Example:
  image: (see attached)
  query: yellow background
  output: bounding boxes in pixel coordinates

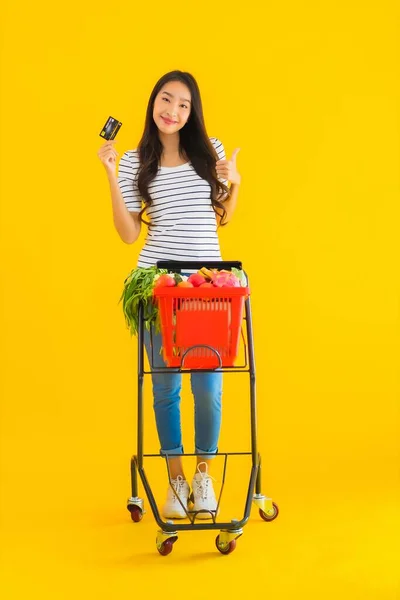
[1,0,399,598]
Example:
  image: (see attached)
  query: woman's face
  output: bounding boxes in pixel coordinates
[153,81,192,134]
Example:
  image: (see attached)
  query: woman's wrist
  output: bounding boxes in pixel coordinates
[106,168,117,181]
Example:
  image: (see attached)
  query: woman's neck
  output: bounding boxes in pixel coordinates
[159,131,180,154]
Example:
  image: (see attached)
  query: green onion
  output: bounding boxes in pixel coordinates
[118,266,167,336]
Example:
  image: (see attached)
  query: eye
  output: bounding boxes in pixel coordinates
[181,104,188,109]
[162,97,169,102]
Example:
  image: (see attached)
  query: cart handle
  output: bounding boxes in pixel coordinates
[179,345,223,370]
[156,260,242,272]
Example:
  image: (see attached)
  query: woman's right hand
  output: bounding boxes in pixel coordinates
[97,140,119,175]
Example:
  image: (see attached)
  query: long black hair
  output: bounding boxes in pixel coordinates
[136,70,230,226]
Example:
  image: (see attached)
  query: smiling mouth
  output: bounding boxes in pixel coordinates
[161,116,177,125]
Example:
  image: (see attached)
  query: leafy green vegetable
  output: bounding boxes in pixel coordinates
[118,266,167,336]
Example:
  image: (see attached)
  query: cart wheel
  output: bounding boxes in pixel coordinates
[128,506,143,522]
[259,503,279,522]
[215,535,237,555]
[157,538,175,556]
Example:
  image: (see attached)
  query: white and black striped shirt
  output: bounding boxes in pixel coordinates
[117,137,227,268]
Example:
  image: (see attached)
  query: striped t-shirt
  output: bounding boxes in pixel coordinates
[117,137,228,268]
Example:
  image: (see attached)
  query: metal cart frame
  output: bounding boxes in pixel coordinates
[127,261,279,555]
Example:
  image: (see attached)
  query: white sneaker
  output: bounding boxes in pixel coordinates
[162,475,190,519]
[191,462,219,520]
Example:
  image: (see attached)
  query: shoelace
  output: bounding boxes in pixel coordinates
[171,475,186,503]
[193,462,217,501]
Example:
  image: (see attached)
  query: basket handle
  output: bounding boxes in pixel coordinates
[180,345,223,370]
[156,260,242,272]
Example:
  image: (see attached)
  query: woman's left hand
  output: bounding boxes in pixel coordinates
[216,148,241,185]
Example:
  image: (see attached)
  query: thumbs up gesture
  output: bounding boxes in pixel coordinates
[216,148,241,185]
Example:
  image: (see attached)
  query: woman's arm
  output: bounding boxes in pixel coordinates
[107,171,141,244]
[215,146,242,226]
[217,182,240,225]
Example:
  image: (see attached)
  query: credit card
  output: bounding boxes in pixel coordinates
[99,116,122,140]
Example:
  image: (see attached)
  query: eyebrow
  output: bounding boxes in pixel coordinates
[161,91,191,104]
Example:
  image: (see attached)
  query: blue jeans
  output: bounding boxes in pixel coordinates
[143,325,223,460]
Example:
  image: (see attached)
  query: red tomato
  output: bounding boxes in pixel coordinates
[188,273,207,287]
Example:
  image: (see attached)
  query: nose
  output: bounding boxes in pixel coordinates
[166,105,178,118]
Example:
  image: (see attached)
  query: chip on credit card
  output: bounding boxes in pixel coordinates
[99,116,122,140]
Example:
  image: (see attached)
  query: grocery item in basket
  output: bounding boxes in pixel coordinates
[188,273,207,287]
[211,270,241,288]
[154,274,176,288]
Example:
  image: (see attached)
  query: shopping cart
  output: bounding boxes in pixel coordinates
[127,260,279,555]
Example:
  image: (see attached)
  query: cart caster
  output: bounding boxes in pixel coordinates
[127,497,145,522]
[156,529,178,556]
[215,527,243,555]
[128,505,143,522]
[157,538,176,556]
[253,494,279,522]
[215,535,236,554]
[259,503,279,522]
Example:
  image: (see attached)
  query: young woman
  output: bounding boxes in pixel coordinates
[98,70,241,519]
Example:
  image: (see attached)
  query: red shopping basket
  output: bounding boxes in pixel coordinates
[153,286,250,368]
